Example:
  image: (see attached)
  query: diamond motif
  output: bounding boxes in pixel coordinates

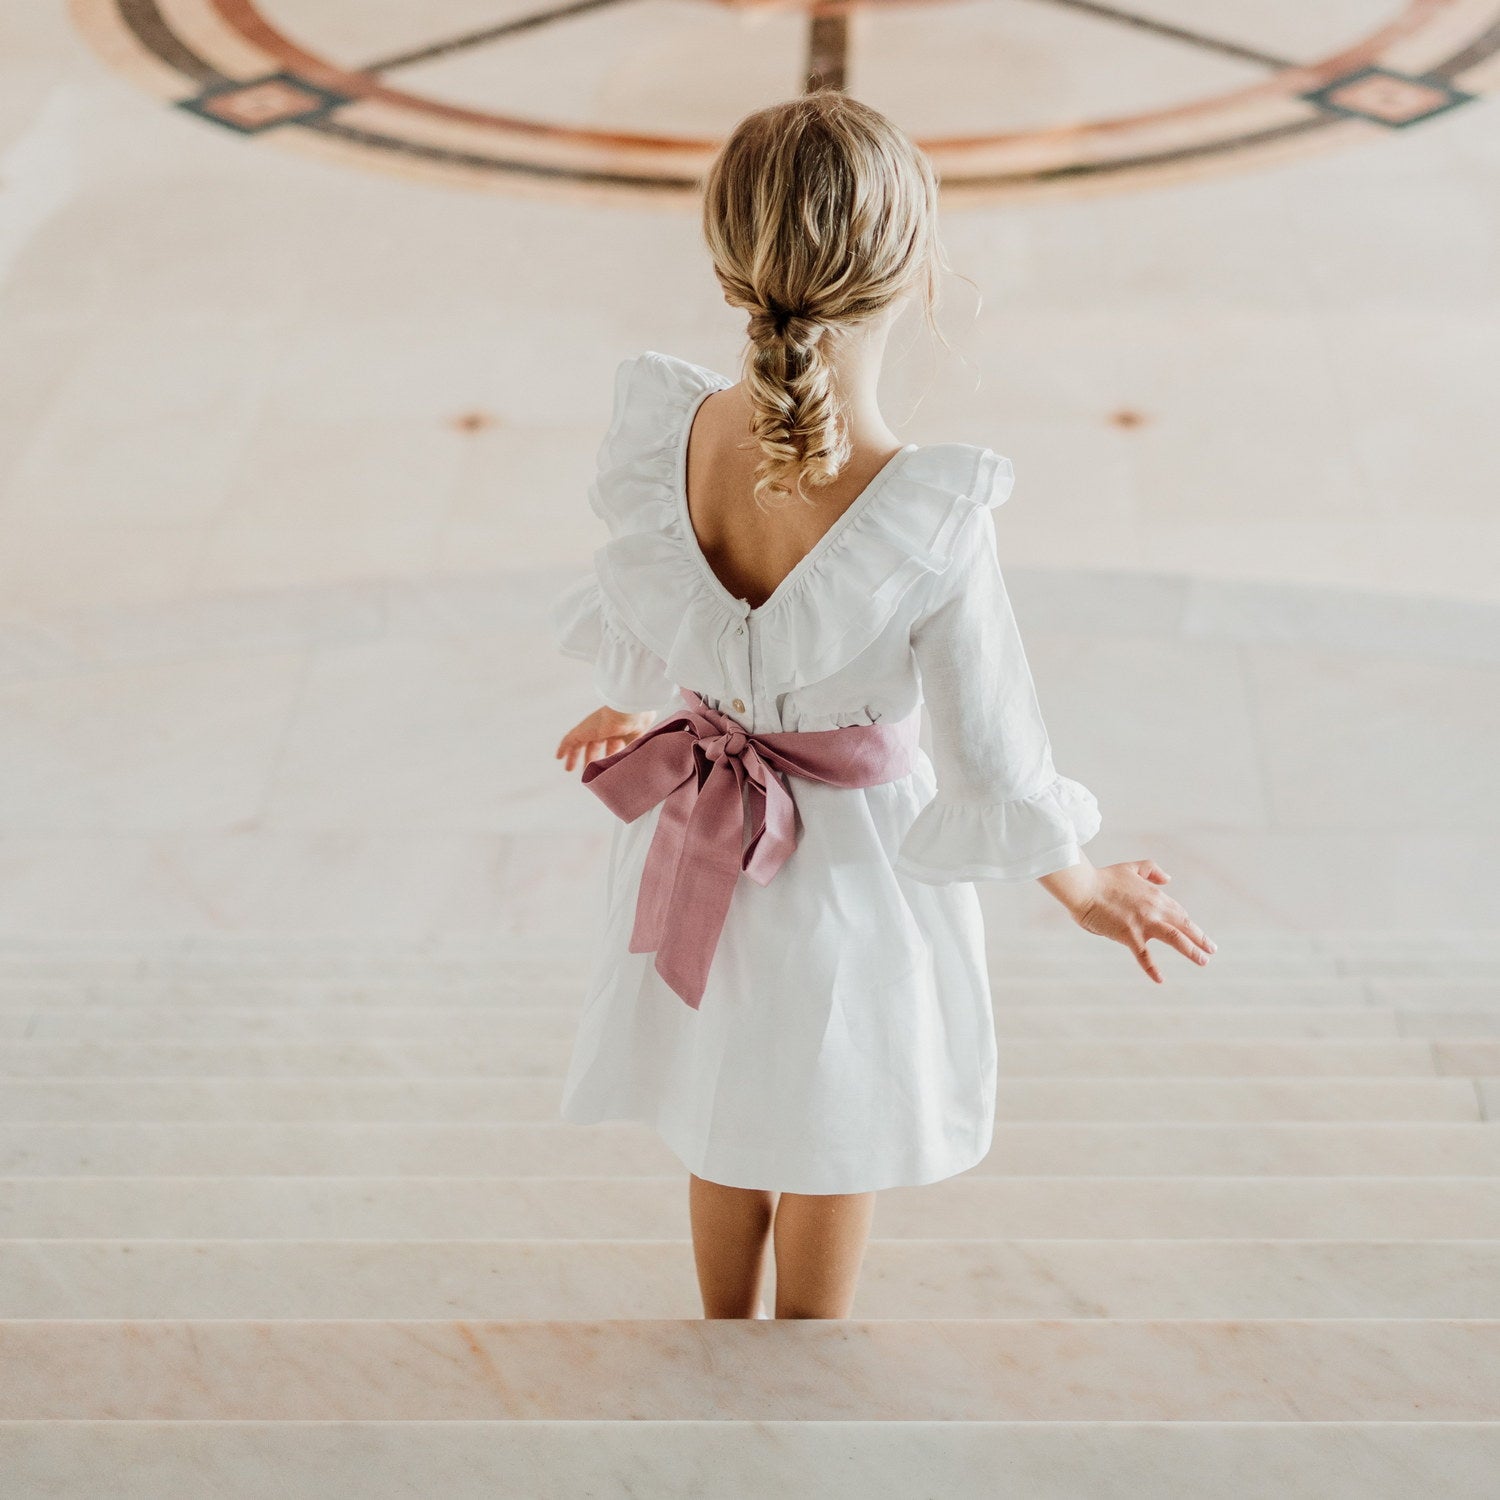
[178,73,349,134]
[1302,67,1475,129]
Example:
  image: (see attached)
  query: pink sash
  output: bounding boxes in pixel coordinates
[581,688,921,1008]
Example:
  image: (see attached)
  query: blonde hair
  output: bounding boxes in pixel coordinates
[701,91,945,510]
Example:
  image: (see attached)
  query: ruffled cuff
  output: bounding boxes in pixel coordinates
[547,573,676,714]
[549,573,605,661]
[894,776,1101,885]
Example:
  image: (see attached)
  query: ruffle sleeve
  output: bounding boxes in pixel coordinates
[894,501,1101,885]
[547,570,676,714]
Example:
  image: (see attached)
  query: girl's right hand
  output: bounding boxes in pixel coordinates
[1039,857,1216,983]
[554,705,654,775]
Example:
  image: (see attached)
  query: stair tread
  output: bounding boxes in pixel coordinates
[3,1121,1497,1177]
[3,1175,1498,1239]
[2,1038,1487,1077]
[0,1075,1481,1123]
[3,1319,1496,1421]
[1,1238,1496,1320]
[3,1420,1499,1500]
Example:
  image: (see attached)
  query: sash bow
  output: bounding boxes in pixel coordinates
[581,688,919,1008]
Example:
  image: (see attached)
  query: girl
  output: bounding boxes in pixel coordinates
[549,92,1213,1322]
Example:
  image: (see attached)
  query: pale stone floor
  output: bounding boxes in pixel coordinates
[1,6,1497,933]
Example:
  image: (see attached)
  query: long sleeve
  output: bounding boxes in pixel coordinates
[894,505,1101,884]
[548,571,676,714]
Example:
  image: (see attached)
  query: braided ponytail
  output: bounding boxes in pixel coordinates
[702,92,943,512]
[742,308,847,507]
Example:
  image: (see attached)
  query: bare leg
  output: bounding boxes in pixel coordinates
[689,1172,778,1318]
[771,1190,876,1319]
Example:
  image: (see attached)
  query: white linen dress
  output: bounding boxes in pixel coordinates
[547,349,1101,1194]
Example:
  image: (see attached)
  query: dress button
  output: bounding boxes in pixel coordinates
[731,697,746,713]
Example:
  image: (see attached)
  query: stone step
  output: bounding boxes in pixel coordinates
[0,1004,1407,1039]
[3,1039,1488,1078]
[2,1420,1496,1500]
[1,975,1493,1009]
[0,978,1385,1007]
[1,1239,1495,1320]
[0,1009,1458,1060]
[0,1003,1413,1038]
[0,1075,1479,1123]
[0,1006,1446,1049]
[1369,980,1500,1008]
[3,1319,1496,1421]
[5,973,1496,1002]
[4,1175,1495,1239]
[0,953,1355,983]
[0,931,1356,962]
[0,934,1491,979]
[11,994,1500,1038]
[2,1122,1497,1176]
[1398,1012,1500,1037]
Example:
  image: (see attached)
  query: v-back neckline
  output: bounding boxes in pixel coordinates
[675,377,917,620]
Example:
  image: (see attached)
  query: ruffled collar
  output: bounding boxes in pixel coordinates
[589,349,1013,694]
[670,375,921,619]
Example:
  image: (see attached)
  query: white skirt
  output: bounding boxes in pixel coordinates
[558,747,997,1194]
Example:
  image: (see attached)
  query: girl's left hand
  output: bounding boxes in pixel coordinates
[555,706,654,774]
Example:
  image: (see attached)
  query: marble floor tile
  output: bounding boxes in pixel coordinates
[1179,576,1500,667]
[255,0,536,70]
[1023,635,1269,830]
[0,830,612,936]
[1109,311,1366,524]
[215,418,467,534]
[0,519,214,612]
[1082,170,1322,313]
[261,636,590,833]
[1245,644,1500,832]
[1,314,275,528]
[0,583,387,683]
[439,421,609,572]
[190,521,445,594]
[0,651,306,832]
[863,3,1264,136]
[1296,172,1500,312]
[0,311,97,494]
[393,4,806,136]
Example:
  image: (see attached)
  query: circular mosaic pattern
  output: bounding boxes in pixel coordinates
[72,0,1500,201]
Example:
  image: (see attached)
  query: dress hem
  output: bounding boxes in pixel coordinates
[559,1100,996,1195]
